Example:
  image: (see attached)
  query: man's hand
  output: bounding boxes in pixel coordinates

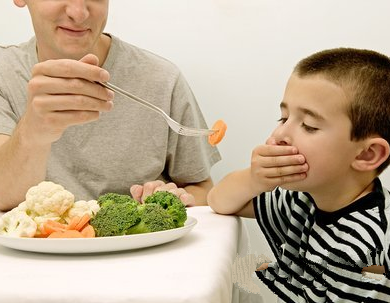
[130,180,196,207]
[249,137,308,193]
[21,54,114,146]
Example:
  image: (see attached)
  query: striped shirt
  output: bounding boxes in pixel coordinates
[253,178,390,302]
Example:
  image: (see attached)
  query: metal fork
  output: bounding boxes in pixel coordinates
[98,82,215,137]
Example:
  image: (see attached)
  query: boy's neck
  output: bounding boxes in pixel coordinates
[311,179,375,212]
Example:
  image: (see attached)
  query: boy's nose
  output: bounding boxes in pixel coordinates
[276,138,290,146]
[272,126,292,146]
[66,0,89,23]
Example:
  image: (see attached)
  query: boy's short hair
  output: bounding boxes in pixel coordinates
[294,48,390,173]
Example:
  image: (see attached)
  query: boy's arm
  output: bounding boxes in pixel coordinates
[208,141,308,218]
[207,168,259,218]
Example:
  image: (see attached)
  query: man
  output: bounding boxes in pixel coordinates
[0,0,220,211]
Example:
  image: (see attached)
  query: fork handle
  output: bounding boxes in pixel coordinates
[97,81,164,116]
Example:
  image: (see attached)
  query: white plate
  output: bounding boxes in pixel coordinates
[0,216,197,254]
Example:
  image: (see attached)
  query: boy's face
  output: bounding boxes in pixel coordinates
[271,74,362,194]
[15,0,109,61]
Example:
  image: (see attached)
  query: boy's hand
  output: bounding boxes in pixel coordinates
[249,137,308,193]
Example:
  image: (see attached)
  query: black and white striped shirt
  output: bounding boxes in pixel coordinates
[254,178,390,302]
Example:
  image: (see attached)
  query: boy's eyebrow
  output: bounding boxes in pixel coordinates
[280,102,325,121]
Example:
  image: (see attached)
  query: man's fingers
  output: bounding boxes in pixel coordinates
[32,94,113,113]
[154,182,177,193]
[166,188,195,207]
[130,185,143,202]
[28,76,114,102]
[141,180,165,202]
[130,181,194,206]
[79,54,99,66]
[31,58,110,83]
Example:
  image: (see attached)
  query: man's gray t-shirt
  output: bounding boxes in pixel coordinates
[0,35,221,201]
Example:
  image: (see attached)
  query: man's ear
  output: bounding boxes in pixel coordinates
[13,0,27,8]
[352,138,390,171]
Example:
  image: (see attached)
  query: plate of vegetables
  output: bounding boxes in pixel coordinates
[0,182,197,254]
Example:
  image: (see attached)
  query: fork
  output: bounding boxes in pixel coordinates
[98,82,216,137]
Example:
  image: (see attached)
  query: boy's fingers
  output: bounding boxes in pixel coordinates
[256,263,269,271]
[253,144,298,157]
[264,163,308,178]
[259,154,306,168]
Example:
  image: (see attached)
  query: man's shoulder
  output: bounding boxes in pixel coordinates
[107,34,180,75]
[0,38,35,69]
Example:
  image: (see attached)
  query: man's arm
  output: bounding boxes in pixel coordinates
[0,131,50,211]
[0,54,113,211]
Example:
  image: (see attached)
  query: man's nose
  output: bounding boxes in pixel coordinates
[66,0,89,23]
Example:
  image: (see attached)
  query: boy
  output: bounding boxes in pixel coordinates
[208,48,390,302]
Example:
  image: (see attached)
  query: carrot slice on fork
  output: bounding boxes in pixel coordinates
[208,119,227,146]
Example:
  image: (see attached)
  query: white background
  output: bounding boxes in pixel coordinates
[2,1,390,301]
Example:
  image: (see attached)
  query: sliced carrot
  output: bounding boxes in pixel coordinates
[67,214,91,231]
[80,224,96,238]
[42,220,68,235]
[67,216,81,230]
[74,214,91,231]
[48,230,84,238]
[34,230,49,238]
[208,119,227,146]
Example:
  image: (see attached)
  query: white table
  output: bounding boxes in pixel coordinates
[0,206,257,303]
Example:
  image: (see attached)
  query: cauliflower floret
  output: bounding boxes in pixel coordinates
[64,200,100,223]
[25,181,74,216]
[32,214,64,236]
[17,201,28,212]
[0,208,37,237]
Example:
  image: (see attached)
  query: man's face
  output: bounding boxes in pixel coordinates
[270,74,362,196]
[17,0,109,61]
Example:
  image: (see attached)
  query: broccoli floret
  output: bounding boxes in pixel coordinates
[90,201,140,237]
[97,192,137,207]
[144,191,187,227]
[127,203,175,234]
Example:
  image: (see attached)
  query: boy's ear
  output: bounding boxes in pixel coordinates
[352,138,390,172]
[13,0,27,8]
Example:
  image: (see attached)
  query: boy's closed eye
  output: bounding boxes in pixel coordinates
[277,117,319,133]
[301,122,319,133]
